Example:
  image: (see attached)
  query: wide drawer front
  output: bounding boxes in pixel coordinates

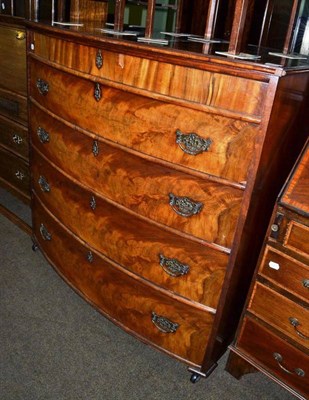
[0,88,27,125]
[259,245,309,302]
[31,160,228,308]
[237,317,308,398]
[0,114,29,159]
[29,58,259,184]
[0,146,30,196]
[0,25,27,95]
[30,114,242,248]
[32,33,267,118]
[32,198,214,366]
[248,282,309,348]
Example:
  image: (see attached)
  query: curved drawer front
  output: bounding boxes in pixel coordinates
[31,168,228,308]
[32,199,215,366]
[0,146,30,196]
[32,33,267,118]
[238,317,308,398]
[248,282,309,349]
[29,59,258,184]
[0,114,29,159]
[259,245,309,302]
[31,115,242,248]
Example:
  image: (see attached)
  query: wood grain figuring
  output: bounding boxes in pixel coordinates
[248,282,309,349]
[30,114,243,248]
[0,114,28,159]
[259,245,309,302]
[31,33,268,117]
[29,64,259,184]
[284,221,309,259]
[0,146,30,196]
[0,25,27,95]
[31,156,228,308]
[0,87,27,125]
[32,198,215,366]
[238,317,309,398]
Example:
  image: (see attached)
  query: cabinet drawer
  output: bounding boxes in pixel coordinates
[0,25,27,96]
[248,282,309,348]
[0,114,29,159]
[284,221,309,258]
[237,317,309,398]
[0,146,30,197]
[259,245,309,302]
[0,88,27,125]
[29,59,259,184]
[32,198,215,366]
[32,33,267,119]
[31,120,242,248]
[31,168,228,309]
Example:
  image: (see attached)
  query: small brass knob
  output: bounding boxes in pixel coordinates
[16,31,26,40]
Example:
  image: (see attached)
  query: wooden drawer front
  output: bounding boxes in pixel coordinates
[31,123,242,249]
[0,114,29,159]
[31,167,228,309]
[29,60,259,184]
[0,146,30,195]
[259,245,309,302]
[0,26,27,95]
[248,282,309,348]
[238,317,309,398]
[32,33,267,118]
[0,88,27,125]
[284,221,309,259]
[32,199,214,366]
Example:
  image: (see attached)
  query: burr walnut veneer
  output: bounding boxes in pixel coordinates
[28,23,309,381]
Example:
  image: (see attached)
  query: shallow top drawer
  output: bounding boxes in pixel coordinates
[31,33,268,119]
[29,59,259,184]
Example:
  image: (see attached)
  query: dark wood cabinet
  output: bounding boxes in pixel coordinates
[226,140,309,399]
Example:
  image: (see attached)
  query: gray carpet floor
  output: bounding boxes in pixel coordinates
[0,199,297,400]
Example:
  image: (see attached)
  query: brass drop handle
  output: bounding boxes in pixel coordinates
[37,127,50,144]
[39,223,52,241]
[38,176,50,193]
[175,129,212,155]
[289,317,309,340]
[16,31,26,40]
[87,251,94,263]
[273,353,305,377]
[151,312,179,333]
[169,193,203,217]
[36,79,49,95]
[90,196,96,211]
[12,134,23,145]
[92,140,99,156]
[159,254,190,277]
[96,49,103,69]
[15,171,25,180]
[94,82,102,101]
[302,279,309,288]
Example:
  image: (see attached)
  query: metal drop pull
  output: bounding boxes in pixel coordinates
[94,82,102,101]
[273,353,305,377]
[16,31,26,40]
[92,140,99,156]
[176,130,212,155]
[39,223,52,241]
[38,176,50,193]
[169,193,203,217]
[87,251,94,263]
[15,171,25,180]
[36,78,49,95]
[151,312,179,333]
[12,134,23,145]
[37,127,50,144]
[159,254,190,277]
[96,50,103,69]
[90,196,96,211]
[302,279,309,288]
[289,317,309,340]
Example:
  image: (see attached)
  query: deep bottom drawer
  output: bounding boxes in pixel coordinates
[32,197,215,366]
[237,317,309,398]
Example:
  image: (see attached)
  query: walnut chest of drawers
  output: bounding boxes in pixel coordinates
[0,17,30,233]
[27,24,309,381]
[226,140,309,399]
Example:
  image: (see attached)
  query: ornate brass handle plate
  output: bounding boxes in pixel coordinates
[176,129,212,155]
[169,193,203,217]
[36,78,49,95]
[38,176,50,193]
[151,312,179,333]
[37,127,50,144]
[159,254,190,277]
